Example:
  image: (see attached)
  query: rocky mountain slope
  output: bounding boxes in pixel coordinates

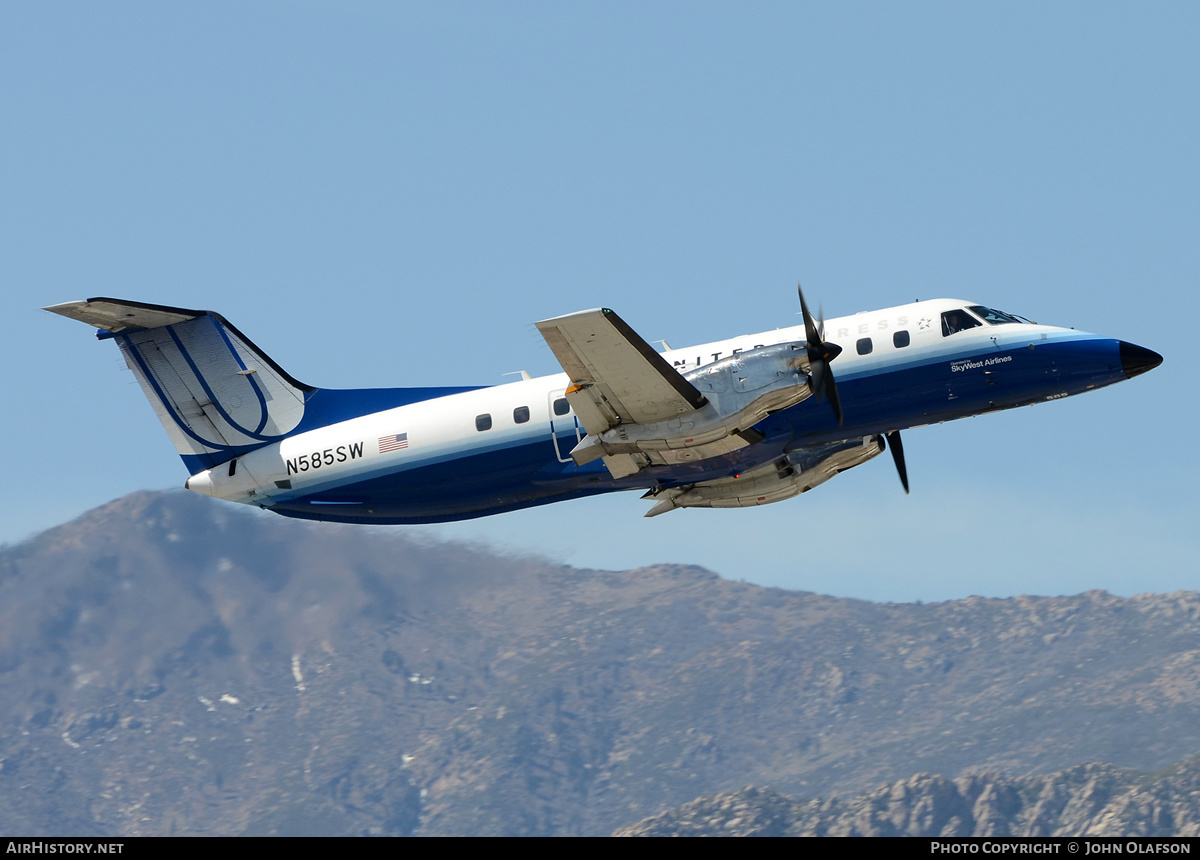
[616,757,1200,836]
[1,491,1199,835]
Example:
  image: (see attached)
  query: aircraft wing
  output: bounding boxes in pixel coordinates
[535,308,708,434]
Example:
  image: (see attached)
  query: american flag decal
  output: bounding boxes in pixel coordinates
[378,433,409,453]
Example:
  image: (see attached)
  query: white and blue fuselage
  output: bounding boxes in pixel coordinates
[47,296,1160,523]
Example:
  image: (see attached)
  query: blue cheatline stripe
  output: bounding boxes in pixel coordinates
[207,314,273,435]
[268,426,563,502]
[269,422,692,507]
[119,333,244,455]
[164,323,283,443]
[829,329,1093,382]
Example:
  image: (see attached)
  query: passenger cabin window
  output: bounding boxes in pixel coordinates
[893,330,910,348]
[942,310,982,337]
[513,406,530,424]
[552,398,570,416]
[856,337,873,355]
[475,413,492,432]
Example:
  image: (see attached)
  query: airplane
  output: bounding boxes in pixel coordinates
[46,288,1161,522]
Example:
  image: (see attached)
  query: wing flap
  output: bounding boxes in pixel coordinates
[535,308,707,433]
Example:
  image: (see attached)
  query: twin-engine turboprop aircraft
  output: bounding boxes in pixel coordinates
[47,288,1161,522]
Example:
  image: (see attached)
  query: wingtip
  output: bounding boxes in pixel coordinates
[43,300,87,315]
[644,499,678,518]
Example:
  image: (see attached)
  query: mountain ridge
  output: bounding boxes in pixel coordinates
[1,490,1197,835]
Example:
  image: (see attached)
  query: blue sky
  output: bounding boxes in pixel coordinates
[3,2,1196,602]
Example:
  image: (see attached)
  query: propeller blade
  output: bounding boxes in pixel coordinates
[808,361,843,425]
[798,282,844,426]
[885,430,909,494]
[825,372,844,427]
[810,360,825,399]
[797,283,821,346]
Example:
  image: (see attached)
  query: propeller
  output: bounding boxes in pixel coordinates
[796,283,908,493]
[797,283,844,426]
[883,430,910,494]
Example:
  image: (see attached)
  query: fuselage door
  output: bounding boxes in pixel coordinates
[548,390,582,463]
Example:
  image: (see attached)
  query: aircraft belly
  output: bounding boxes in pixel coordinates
[270,436,605,523]
[269,425,791,524]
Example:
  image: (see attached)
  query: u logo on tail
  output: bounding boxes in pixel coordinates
[45,298,312,474]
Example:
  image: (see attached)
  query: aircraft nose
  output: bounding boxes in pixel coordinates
[1118,341,1163,379]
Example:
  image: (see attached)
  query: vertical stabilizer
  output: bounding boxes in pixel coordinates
[45,298,313,473]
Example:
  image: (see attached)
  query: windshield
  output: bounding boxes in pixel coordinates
[942,309,982,336]
[968,305,1025,325]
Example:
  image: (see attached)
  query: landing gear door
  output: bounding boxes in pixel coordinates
[548,390,582,464]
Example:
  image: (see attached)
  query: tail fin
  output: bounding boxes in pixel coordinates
[46,298,313,474]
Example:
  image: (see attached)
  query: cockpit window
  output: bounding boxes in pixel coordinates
[968,305,1023,325]
[942,309,982,337]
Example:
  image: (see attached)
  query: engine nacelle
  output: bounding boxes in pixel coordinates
[643,436,885,516]
[570,343,813,476]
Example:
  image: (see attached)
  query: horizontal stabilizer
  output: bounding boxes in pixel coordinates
[44,298,202,334]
